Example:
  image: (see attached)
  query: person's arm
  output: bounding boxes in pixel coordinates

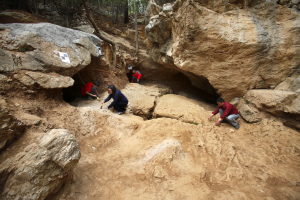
[86,91,97,97]
[137,73,142,81]
[209,107,220,120]
[108,92,120,109]
[103,94,112,103]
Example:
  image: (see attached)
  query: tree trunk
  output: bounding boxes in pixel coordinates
[98,0,100,13]
[65,12,69,28]
[124,0,129,24]
[115,0,120,24]
[134,0,138,56]
[81,0,117,66]
[111,0,114,23]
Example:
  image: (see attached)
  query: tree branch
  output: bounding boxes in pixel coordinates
[81,0,117,66]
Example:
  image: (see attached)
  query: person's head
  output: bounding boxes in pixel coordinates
[107,85,116,95]
[216,97,225,107]
[132,69,136,74]
[93,81,100,87]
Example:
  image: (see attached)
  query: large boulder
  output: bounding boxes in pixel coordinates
[243,90,299,115]
[14,71,74,89]
[112,83,172,119]
[0,129,81,200]
[153,94,212,124]
[145,0,300,100]
[0,23,102,77]
[238,83,300,128]
[0,98,25,150]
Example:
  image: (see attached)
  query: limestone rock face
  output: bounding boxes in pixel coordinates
[121,83,173,119]
[238,100,262,123]
[243,90,299,115]
[14,71,74,89]
[0,129,81,200]
[0,23,102,77]
[145,0,300,100]
[0,100,25,150]
[153,94,211,124]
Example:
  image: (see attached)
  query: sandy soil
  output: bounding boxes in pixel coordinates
[2,83,299,200]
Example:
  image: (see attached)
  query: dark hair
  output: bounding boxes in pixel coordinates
[216,97,225,103]
[132,68,136,72]
[108,85,116,95]
[93,81,100,87]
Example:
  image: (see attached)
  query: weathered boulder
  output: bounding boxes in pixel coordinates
[73,25,95,34]
[0,129,81,200]
[238,86,300,128]
[145,0,300,100]
[14,71,74,89]
[0,23,102,77]
[238,100,262,123]
[153,94,211,124]
[120,83,173,118]
[243,89,299,115]
[275,73,300,93]
[0,98,25,150]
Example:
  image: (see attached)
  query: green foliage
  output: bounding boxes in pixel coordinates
[18,47,26,52]
[193,122,198,125]
[245,99,250,104]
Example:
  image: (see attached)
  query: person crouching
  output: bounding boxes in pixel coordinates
[81,81,100,100]
[208,97,240,130]
[102,85,128,115]
[132,69,142,84]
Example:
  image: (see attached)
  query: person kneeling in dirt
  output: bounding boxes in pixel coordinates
[81,81,100,100]
[208,97,240,130]
[102,85,128,115]
[132,69,142,84]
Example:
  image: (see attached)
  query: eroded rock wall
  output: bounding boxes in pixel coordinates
[145,0,300,100]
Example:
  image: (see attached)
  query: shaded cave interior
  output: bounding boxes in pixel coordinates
[63,59,219,104]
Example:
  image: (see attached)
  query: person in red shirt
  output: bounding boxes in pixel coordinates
[208,97,240,130]
[81,81,100,100]
[132,69,142,84]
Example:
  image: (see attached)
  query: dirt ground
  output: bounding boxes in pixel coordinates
[1,82,299,200]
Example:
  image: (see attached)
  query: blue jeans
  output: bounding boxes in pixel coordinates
[219,109,239,128]
[114,102,128,112]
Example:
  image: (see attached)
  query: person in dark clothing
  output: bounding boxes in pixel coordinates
[81,81,100,100]
[102,85,128,115]
[132,69,142,84]
[208,97,240,130]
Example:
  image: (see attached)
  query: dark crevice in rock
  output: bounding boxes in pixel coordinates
[148,97,158,120]
[143,72,219,104]
[62,56,109,103]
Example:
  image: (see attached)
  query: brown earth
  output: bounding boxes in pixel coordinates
[1,82,299,200]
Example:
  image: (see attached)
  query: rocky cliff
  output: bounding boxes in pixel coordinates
[144,0,300,127]
[145,0,300,100]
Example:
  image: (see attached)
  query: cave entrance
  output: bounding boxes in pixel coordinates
[143,72,219,104]
[62,57,109,103]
